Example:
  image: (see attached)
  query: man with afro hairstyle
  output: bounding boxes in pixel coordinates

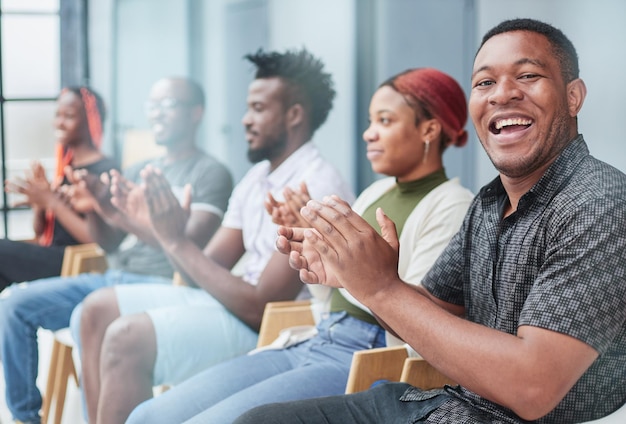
[74,48,354,424]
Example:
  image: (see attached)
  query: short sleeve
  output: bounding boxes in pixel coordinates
[187,158,233,217]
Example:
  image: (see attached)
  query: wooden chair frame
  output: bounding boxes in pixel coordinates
[41,243,107,424]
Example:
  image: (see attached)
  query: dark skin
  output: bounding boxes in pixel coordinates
[264,181,312,228]
[76,78,222,424]
[4,90,104,244]
[276,31,597,422]
[79,76,312,424]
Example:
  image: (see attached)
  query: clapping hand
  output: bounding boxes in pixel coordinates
[278,195,400,299]
[4,161,53,208]
[265,182,311,227]
[142,165,191,249]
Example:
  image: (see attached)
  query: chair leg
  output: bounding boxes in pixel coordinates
[42,339,76,424]
[53,343,74,424]
[41,340,61,423]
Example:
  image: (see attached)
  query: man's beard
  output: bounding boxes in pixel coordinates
[247,131,288,163]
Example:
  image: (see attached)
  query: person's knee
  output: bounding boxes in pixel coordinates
[101,315,154,371]
[0,283,33,327]
[80,288,119,337]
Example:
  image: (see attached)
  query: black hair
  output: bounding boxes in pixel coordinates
[245,48,335,135]
[479,18,579,82]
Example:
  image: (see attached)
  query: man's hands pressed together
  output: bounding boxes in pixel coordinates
[277,195,401,301]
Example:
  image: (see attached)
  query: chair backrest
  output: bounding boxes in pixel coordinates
[60,243,108,277]
[122,129,166,169]
[256,300,314,348]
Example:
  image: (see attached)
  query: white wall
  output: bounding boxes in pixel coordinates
[267,0,357,189]
[199,1,230,165]
[474,0,626,188]
[89,0,626,193]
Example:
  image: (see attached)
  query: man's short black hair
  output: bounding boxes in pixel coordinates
[479,18,579,82]
[245,48,335,136]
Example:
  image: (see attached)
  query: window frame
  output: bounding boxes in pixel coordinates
[0,0,88,238]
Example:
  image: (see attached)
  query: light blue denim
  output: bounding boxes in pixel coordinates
[126,312,386,424]
[0,269,171,423]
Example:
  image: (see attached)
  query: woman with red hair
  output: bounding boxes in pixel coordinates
[1,86,116,291]
[126,67,474,424]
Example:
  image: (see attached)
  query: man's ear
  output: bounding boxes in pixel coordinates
[567,78,587,117]
[286,103,304,128]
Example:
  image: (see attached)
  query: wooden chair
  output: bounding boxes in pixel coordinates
[257,300,626,423]
[256,300,315,348]
[41,243,107,424]
[256,300,452,393]
[345,345,455,394]
[38,127,174,422]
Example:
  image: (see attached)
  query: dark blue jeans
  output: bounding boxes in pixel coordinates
[234,382,452,423]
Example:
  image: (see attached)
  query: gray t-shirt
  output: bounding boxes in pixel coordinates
[107,152,233,278]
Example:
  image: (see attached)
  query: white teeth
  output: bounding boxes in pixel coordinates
[495,118,532,130]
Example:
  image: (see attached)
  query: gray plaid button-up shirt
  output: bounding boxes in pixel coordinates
[414,136,626,423]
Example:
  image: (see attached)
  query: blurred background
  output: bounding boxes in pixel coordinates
[1,0,625,239]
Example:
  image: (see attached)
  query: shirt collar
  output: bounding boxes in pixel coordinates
[265,142,318,189]
[479,135,589,205]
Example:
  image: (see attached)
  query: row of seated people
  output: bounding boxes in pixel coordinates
[2,17,626,424]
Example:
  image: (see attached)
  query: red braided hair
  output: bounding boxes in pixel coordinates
[39,87,105,246]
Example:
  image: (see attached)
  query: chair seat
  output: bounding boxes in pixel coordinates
[53,328,75,348]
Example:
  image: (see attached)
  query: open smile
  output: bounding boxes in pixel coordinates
[489,117,533,135]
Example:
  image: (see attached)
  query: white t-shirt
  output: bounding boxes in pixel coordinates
[222,142,355,285]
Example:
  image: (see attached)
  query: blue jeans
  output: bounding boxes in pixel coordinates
[126,312,386,424]
[234,382,452,424]
[0,269,170,422]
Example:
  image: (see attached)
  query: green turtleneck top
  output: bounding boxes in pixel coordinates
[329,169,448,325]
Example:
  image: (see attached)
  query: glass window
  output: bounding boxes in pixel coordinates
[1,14,60,98]
[1,0,59,13]
[3,100,57,207]
[4,209,35,240]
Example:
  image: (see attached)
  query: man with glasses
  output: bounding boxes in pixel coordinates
[0,76,233,424]
[72,48,355,424]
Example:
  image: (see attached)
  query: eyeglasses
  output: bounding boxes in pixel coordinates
[144,98,195,114]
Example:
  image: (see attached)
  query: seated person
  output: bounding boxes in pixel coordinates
[1,86,116,290]
[125,67,474,424]
[74,48,355,424]
[0,76,232,424]
[237,18,626,424]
